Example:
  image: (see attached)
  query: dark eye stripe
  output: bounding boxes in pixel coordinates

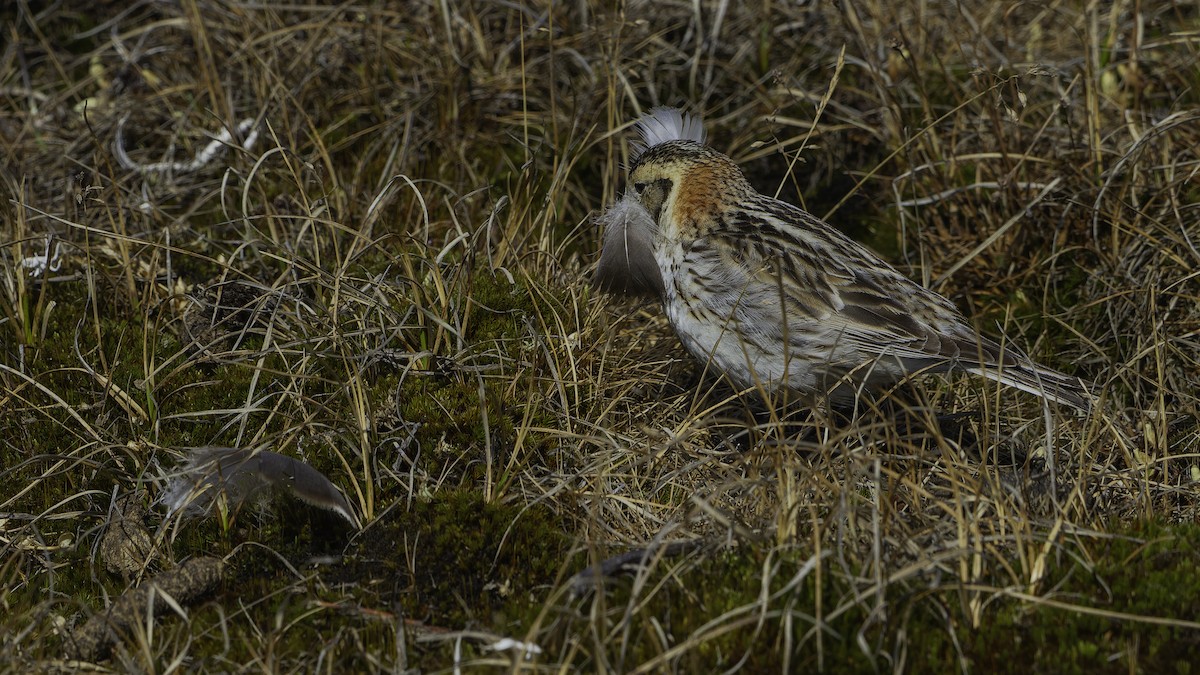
[634,182,647,192]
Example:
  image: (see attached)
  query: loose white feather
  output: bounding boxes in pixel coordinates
[630,107,706,161]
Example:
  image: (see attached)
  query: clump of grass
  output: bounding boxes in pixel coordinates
[1,0,1198,671]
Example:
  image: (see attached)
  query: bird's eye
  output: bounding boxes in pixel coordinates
[636,178,672,223]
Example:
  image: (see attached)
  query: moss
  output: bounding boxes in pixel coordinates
[346,491,574,628]
[385,271,560,487]
[953,521,1200,674]
[534,522,1200,672]
[462,270,536,339]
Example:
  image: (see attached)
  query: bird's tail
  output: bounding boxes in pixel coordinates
[967,362,1095,412]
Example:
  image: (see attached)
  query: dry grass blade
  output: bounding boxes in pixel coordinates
[0,0,1197,671]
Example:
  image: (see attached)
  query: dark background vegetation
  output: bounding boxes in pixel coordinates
[2,0,1198,671]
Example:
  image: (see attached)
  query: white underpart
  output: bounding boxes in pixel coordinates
[658,247,821,394]
[631,106,706,160]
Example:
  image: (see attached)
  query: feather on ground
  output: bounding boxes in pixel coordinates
[161,447,361,529]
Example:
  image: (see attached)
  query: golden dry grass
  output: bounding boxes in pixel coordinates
[2,1,1199,671]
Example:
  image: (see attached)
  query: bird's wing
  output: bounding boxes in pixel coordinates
[714,200,1016,368]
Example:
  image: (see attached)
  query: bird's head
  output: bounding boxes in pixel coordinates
[594,107,748,297]
[626,108,750,232]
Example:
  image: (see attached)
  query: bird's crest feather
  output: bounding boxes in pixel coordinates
[631,107,706,161]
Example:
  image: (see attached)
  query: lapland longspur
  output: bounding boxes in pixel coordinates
[595,107,1093,411]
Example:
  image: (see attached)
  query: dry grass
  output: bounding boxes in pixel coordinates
[2,0,1199,671]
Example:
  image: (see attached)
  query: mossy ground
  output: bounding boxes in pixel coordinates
[3,1,1200,672]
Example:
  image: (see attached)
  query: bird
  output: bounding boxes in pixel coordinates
[594,106,1093,411]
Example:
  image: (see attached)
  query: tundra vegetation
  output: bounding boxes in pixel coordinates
[2,1,1198,672]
